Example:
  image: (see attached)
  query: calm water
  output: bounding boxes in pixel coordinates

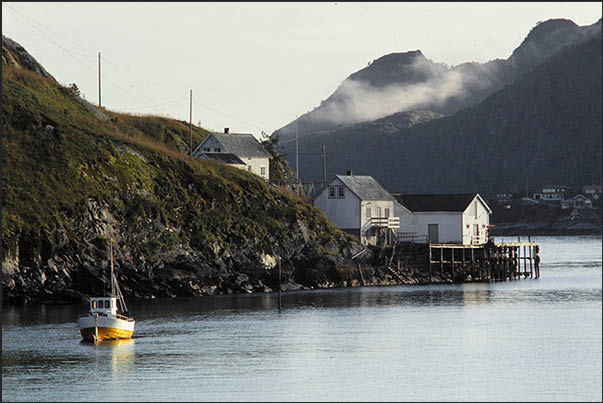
[2,235,601,402]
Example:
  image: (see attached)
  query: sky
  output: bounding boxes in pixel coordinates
[2,2,601,137]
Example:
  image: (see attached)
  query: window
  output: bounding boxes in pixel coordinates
[375,207,381,217]
[384,208,390,217]
[366,207,371,218]
[92,300,97,309]
[214,148,221,152]
[328,186,336,199]
[337,186,345,198]
[260,166,266,176]
[203,147,211,152]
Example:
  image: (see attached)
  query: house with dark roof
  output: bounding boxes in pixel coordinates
[199,152,246,169]
[393,193,492,245]
[313,173,400,246]
[192,128,271,180]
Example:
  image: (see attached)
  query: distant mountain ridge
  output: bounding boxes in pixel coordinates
[273,18,601,146]
[272,18,602,195]
[288,27,602,195]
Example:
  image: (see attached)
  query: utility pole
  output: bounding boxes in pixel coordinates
[296,121,299,181]
[189,90,193,157]
[322,144,327,186]
[98,52,101,108]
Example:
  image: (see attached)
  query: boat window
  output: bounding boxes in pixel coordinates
[92,300,97,309]
[105,300,111,309]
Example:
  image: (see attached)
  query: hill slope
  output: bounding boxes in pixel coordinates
[1,37,376,305]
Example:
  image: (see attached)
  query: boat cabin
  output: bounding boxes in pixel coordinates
[90,297,118,316]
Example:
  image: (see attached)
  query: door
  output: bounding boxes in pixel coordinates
[428,224,439,243]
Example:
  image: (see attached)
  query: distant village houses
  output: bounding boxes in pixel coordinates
[582,185,602,201]
[532,185,572,201]
[192,128,271,181]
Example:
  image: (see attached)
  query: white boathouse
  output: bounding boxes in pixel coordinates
[393,193,492,245]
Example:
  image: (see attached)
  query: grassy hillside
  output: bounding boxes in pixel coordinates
[1,59,344,271]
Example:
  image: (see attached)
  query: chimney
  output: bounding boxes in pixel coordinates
[224,127,229,134]
[347,170,353,176]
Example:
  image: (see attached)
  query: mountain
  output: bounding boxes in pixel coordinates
[283,25,602,194]
[273,18,601,161]
[1,36,385,305]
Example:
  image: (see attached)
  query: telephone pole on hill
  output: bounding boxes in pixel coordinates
[98,52,101,107]
[189,90,193,157]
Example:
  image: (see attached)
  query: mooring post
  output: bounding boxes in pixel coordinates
[278,257,282,313]
[428,245,432,284]
[451,247,455,282]
[523,245,527,278]
[529,245,533,278]
[461,246,475,281]
[471,247,475,280]
[440,247,444,282]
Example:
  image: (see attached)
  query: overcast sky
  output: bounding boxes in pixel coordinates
[3,2,601,137]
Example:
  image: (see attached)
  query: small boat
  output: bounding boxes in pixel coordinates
[77,237,135,342]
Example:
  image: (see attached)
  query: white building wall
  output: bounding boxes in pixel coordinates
[461,198,491,244]
[241,156,270,181]
[313,178,361,230]
[394,203,462,243]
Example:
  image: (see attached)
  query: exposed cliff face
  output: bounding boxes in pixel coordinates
[2,34,55,80]
[1,36,391,305]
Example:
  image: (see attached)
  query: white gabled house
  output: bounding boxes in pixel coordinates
[192,128,271,181]
[313,173,400,246]
[393,193,492,245]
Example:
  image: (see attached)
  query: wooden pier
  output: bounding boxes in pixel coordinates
[427,237,540,283]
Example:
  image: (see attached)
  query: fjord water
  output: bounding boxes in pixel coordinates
[2,236,601,402]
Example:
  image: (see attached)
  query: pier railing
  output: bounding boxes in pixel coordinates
[369,216,400,229]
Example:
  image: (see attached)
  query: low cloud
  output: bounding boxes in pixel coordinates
[307,57,496,126]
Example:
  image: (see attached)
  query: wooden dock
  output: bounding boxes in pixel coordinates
[427,237,540,282]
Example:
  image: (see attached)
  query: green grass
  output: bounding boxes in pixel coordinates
[2,64,346,257]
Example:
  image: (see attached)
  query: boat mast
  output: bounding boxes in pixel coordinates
[110,235,128,314]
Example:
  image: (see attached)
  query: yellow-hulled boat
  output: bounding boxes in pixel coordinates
[77,238,135,342]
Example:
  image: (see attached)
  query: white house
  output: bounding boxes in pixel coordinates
[392,193,492,245]
[533,185,572,201]
[582,185,602,200]
[313,173,400,246]
[192,128,271,181]
[561,194,592,209]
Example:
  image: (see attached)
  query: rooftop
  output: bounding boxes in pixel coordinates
[203,132,271,158]
[392,193,486,213]
[335,174,395,201]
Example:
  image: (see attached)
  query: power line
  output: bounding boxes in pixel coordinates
[4,3,270,133]
[4,4,166,114]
